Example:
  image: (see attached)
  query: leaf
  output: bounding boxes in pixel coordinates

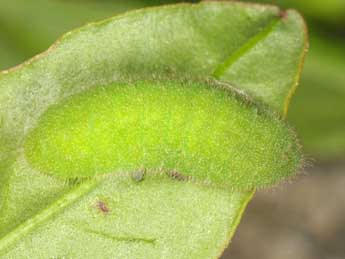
[0,0,130,69]
[0,0,195,70]
[0,2,307,258]
[241,0,345,26]
[213,9,307,115]
[235,0,345,160]
[0,162,253,258]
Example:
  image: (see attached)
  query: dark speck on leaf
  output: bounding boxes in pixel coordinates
[96,200,110,214]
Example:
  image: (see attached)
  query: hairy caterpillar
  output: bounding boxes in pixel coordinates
[24,80,301,190]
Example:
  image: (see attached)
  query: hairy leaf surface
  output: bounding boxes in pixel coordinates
[0,2,307,258]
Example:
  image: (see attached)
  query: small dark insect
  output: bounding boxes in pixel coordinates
[96,200,110,214]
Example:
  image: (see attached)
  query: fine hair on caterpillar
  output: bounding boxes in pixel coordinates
[24,80,302,190]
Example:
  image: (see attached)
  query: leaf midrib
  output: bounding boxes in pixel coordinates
[0,180,98,256]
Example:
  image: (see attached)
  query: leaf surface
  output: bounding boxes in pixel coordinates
[241,0,345,25]
[0,0,195,70]
[0,2,307,258]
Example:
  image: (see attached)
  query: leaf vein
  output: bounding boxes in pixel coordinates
[0,180,97,256]
[213,18,280,78]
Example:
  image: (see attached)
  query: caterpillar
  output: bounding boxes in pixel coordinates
[24,80,301,190]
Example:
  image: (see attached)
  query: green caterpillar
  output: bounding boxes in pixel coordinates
[24,80,301,189]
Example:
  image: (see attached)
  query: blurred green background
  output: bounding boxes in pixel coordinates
[0,0,344,258]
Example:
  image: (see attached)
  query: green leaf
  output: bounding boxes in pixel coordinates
[220,0,345,159]
[0,0,195,70]
[0,2,307,258]
[240,0,345,26]
[213,9,307,114]
[0,162,253,258]
[0,0,134,69]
